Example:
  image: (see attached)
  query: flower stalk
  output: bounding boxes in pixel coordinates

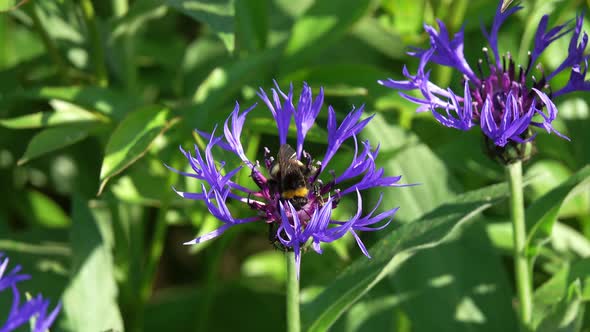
[286,252,301,332]
[506,160,533,330]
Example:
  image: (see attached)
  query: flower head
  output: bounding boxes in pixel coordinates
[0,254,61,332]
[169,81,405,277]
[379,3,588,162]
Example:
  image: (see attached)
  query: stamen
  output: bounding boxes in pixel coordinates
[482,47,491,70]
[477,59,485,79]
[508,58,515,81]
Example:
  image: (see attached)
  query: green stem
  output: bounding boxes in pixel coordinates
[506,160,533,331]
[132,162,179,332]
[286,252,300,332]
[80,0,108,86]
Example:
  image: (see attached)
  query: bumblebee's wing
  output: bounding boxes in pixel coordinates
[277,144,298,178]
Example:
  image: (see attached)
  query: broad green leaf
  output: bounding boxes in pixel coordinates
[0,0,18,11]
[285,64,395,105]
[25,190,70,228]
[525,165,590,258]
[389,222,518,332]
[536,280,585,332]
[144,284,284,332]
[362,116,454,222]
[385,0,425,36]
[552,222,590,258]
[18,123,100,165]
[62,196,124,332]
[110,0,168,40]
[364,118,516,332]
[301,182,513,331]
[187,48,278,129]
[18,86,138,121]
[235,0,268,53]
[527,160,590,219]
[166,0,235,52]
[281,0,371,74]
[0,99,106,129]
[350,17,405,60]
[98,106,176,195]
[247,114,328,143]
[241,250,286,283]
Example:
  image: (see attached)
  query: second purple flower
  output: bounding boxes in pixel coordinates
[169,82,406,276]
[379,3,589,161]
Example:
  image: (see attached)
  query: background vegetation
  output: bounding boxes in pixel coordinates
[0,0,589,331]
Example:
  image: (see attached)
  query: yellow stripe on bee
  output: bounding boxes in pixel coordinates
[281,187,309,199]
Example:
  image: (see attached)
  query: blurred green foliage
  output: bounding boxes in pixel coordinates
[0,0,589,331]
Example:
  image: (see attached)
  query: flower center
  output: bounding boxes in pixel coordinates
[471,48,552,123]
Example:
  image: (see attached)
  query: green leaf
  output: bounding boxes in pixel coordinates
[98,106,176,195]
[62,196,124,332]
[281,0,371,74]
[386,0,426,35]
[25,190,70,228]
[350,17,405,60]
[166,0,235,52]
[0,100,105,129]
[525,165,590,258]
[110,0,168,40]
[301,182,512,331]
[361,116,454,222]
[526,160,590,219]
[144,284,284,332]
[247,114,328,143]
[18,86,139,121]
[186,48,279,128]
[241,250,286,283]
[535,280,585,332]
[18,123,100,165]
[534,258,590,329]
[363,118,516,332]
[235,0,268,53]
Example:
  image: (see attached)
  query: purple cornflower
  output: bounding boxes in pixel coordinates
[0,254,61,332]
[379,3,588,161]
[168,81,405,277]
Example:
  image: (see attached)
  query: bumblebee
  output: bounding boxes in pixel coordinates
[269,144,314,210]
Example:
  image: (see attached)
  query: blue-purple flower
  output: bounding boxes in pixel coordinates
[379,3,588,153]
[0,254,61,332]
[168,82,405,277]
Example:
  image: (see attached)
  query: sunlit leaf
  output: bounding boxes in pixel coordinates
[18,123,101,165]
[281,0,371,74]
[525,165,590,258]
[535,280,585,332]
[0,100,107,129]
[62,196,124,332]
[18,86,138,121]
[98,106,177,195]
[166,0,235,52]
[302,182,512,331]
